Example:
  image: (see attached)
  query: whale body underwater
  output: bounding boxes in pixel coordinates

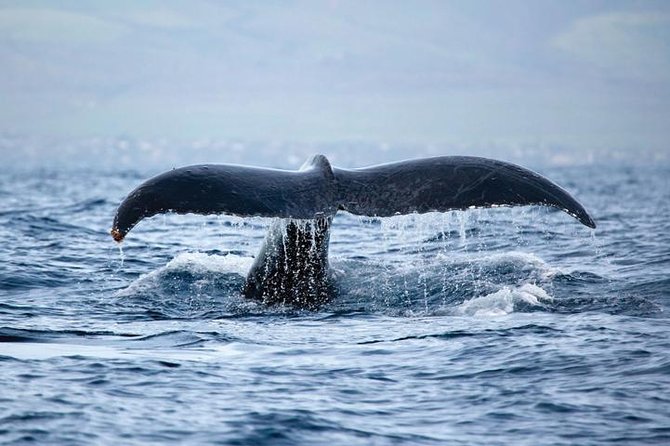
[111,155,595,309]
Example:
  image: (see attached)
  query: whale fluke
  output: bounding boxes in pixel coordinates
[111,155,595,307]
[111,155,338,242]
[334,156,596,228]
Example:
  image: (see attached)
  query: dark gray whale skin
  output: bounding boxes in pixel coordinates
[111,155,595,307]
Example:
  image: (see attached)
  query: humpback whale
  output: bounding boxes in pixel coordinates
[111,155,595,308]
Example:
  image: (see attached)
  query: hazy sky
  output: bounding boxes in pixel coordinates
[1,0,669,152]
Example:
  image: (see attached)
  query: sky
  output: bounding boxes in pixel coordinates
[1,0,669,160]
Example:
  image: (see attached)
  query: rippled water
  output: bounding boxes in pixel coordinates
[1,160,669,445]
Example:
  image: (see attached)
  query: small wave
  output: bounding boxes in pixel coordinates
[118,252,253,298]
[64,197,109,212]
[114,252,259,319]
[11,214,100,239]
[0,268,74,290]
[432,324,563,341]
[128,330,236,348]
[0,198,108,217]
[0,327,239,355]
[0,327,137,344]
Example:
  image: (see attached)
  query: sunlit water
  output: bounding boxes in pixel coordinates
[1,161,669,445]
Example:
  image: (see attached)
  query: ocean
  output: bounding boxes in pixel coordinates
[1,149,669,445]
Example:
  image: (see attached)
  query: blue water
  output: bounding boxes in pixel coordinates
[1,158,669,445]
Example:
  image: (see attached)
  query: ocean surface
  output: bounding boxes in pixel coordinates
[1,154,669,445]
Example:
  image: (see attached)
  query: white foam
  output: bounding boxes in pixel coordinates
[454,283,553,317]
[163,252,253,275]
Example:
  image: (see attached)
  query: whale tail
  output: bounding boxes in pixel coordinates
[111,154,595,242]
[111,155,595,307]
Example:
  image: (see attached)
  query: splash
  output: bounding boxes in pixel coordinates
[453,283,553,317]
[161,252,253,275]
[117,252,252,298]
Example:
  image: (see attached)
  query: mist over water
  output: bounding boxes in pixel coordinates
[1,147,669,445]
